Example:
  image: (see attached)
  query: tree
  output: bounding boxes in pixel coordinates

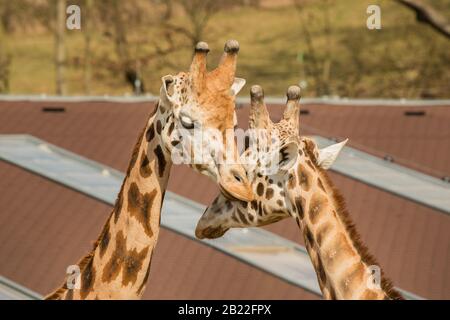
[396,0,450,39]
[55,0,66,95]
[94,0,153,94]
[294,0,335,96]
[84,0,93,94]
[166,0,220,48]
[0,24,11,93]
[94,0,187,94]
[164,0,243,48]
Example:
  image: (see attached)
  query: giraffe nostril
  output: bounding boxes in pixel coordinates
[234,174,242,182]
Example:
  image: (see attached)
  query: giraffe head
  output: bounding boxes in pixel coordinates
[156,40,253,201]
[195,85,347,239]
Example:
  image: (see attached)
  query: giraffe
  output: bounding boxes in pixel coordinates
[45,40,254,300]
[195,85,404,300]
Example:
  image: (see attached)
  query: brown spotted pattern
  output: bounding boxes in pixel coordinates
[65,289,74,300]
[137,251,154,295]
[127,182,158,237]
[99,221,111,258]
[265,188,274,200]
[256,183,264,196]
[80,257,96,299]
[288,173,296,189]
[317,256,328,284]
[146,123,155,142]
[308,193,328,224]
[139,152,153,178]
[102,230,149,287]
[294,196,306,219]
[317,178,326,192]
[298,164,312,191]
[122,246,150,287]
[154,145,167,177]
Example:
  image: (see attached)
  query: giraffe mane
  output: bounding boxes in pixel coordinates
[304,144,404,300]
[44,285,66,300]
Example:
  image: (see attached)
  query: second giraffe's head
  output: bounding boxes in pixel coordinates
[195,85,347,239]
[154,40,253,201]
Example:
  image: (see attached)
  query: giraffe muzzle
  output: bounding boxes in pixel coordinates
[217,165,254,202]
[195,224,229,240]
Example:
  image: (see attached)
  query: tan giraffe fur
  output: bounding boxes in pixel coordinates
[196,85,403,300]
[45,40,253,300]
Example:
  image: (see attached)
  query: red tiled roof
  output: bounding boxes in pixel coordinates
[0,161,316,299]
[0,100,448,299]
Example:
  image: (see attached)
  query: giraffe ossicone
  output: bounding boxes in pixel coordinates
[195,85,403,300]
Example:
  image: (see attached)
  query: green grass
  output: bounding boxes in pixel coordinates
[4,0,450,98]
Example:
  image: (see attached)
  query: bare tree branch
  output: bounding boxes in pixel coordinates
[0,24,10,93]
[55,0,66,95]
[84,0,93,95]
[396,0,450,39]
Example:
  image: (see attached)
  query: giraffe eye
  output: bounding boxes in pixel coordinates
[180,115,194,129]
[231,170,246,183]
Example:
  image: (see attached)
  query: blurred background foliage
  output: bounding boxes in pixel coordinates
[0,0,449,98]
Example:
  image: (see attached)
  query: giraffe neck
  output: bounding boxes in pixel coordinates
[46,103,172,299]
[291,162,403,300]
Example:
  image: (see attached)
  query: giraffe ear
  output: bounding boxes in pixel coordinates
[230,77,246,96]
[278,141,299,172]
[318,139,348,169]
[160,75,176,103]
